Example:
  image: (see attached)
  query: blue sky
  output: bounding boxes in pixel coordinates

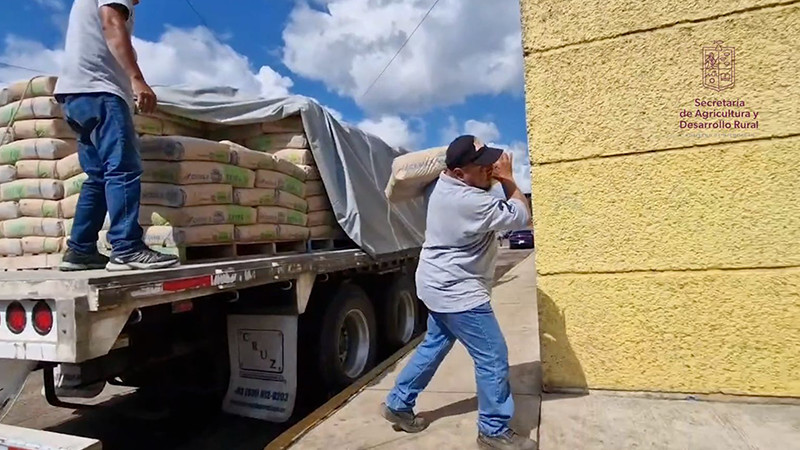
[0,0,530,191]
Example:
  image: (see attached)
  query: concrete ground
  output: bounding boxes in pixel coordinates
[292,252,800,450]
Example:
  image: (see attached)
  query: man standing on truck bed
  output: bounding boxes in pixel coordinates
[55,0,179,271]
[381,135,535,450]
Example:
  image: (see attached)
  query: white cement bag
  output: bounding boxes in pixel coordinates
[140,136,232,163]
[233,188,308,212]
[270,148,314,165]
[256,207,308,227]
[21,236,66,254]
[140,183,233,207]
[255,170,305,197]
[0,165,16,183]
[0,76,58,106]
[19,199,64,218]
[224,141,279,171]
[133,115,163,136]
[142,161,255,188]
[9,119,76,140]
[0,97,61,127]
[0,201,20,220]
[0,239,23,256]
[307,210,336,227]
[385,146,446,202]
[100,225,234,248]
[298,164,320,181]
[1,217,65,238]
[210,116,304,141]
[306,195,331,212]
[60,194,79,219]
[1,179,64,201]
[139,205,257,227]
[15,153,81,180]
[234,224,309,242]
[64,173,87,197]
[243,133,308,152]
[0,138,77,164]
[305,181,324,197]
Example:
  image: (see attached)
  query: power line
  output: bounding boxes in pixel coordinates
[359,0,441,99]
[183,0,211,29]
[0,61,46,74]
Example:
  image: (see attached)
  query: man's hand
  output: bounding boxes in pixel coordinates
[492,152,514,182]
[132,77,156,114]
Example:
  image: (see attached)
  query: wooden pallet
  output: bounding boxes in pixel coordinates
[150,239,308,263]
[307,238,354,252]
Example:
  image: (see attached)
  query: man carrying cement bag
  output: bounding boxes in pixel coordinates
[54,0,178,271]
[380,135,534,450]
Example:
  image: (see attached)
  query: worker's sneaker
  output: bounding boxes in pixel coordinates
[106,248,180,271]
[380,402,428,433]
[477,429,537,450]
[59,249,109,271]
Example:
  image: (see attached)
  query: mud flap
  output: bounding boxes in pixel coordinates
[0,359,35,421]
[223,314,297,423]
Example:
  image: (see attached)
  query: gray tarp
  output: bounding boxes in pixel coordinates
[151,86,426,257]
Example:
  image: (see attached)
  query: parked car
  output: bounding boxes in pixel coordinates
[508,229,534,249]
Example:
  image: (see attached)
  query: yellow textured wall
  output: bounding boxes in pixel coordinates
[522,0,800,396]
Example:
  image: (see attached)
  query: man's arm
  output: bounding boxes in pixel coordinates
[99,3,156,113]
[494,152,532,224]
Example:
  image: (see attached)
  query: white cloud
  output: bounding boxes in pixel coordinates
[0,27,293,99]
[463,119,500,143]
[441,118,531,193]
[357,115,422,149]
[33,0,64,11]
[282,0,523,114]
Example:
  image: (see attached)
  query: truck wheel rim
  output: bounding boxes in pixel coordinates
[394,291,416,343]
[338,309,370,378]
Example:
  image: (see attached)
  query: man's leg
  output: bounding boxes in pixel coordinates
[93,94,178,271]
[59,94,110,271]
[382,312,456,432]
[443,302,533,449]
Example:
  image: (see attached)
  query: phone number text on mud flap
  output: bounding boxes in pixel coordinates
[234,386,290,402]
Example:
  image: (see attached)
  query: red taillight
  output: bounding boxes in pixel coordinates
[6,301,26,334]
[32,301,53,335]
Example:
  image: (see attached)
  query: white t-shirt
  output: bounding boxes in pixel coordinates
[54,0,136,110]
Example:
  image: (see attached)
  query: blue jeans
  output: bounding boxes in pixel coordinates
[59,93,144,257]
[386,302,513,436]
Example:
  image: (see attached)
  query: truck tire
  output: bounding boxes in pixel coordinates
[318,283,377,391]
[382,275,422,348]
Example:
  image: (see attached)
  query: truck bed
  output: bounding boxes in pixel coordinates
[0,248,419,311]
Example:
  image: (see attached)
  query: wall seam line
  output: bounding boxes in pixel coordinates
[537,264,800,277]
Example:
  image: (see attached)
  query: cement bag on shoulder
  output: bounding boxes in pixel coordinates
[0,76,58,106]
[0,139,77,164]
[0,201,20,220]
[234,224,309,242]
[139,204,257,227]
[0,165,16,183]
[270,148,314,165]
[1,217,65,238]
[255,170,305,197]
[140,136,232,163]
[0,97,61,127]
[243,133,308,152]
[0,238,23,256]
[234,188,308,212]
[256,206,308,226]
[385,146,446,203]
[142,161,255,188]
[11,119,76,140]
[1,179,64,201]
[21,236,66,254]
[140,183,233,207]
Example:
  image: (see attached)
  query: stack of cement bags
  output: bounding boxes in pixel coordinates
[134,112,206,138]
[211,116,341,240]
[100,135,258,252]
[0,77,88,268]
[222,141,310,243]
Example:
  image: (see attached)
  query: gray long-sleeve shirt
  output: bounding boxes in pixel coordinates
[416,173,531,313]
